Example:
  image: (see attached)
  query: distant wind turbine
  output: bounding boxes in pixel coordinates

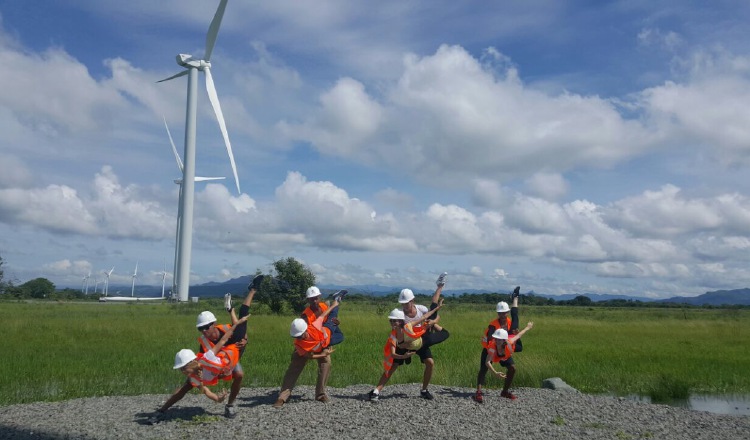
[130,262,138,297]
[161,262,168,299]
[103,267,114,297]
[158,0,239,302]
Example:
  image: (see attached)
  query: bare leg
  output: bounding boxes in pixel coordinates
[421,358,434,390]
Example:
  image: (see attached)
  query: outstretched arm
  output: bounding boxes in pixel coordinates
[509,322,533,345]
[210,315,249,355]
[413,298,444,326]
[198,383,227,403]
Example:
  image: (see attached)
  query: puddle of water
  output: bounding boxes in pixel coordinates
[621,393,750,416]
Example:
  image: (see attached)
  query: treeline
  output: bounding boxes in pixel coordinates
[340,292,750,309]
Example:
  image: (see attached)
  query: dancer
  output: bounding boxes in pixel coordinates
[368,273,450,401]
[151,275,263,421]
[474,286,526,402]
[166,314,250,405]
[367,298,446,402]
[300,286,346,346]
[481,322,534,401]
[273,290,347,408]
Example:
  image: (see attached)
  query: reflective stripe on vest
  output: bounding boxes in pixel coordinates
[294,323,331,354]
[382,331,398,376]
[198,324,233,353]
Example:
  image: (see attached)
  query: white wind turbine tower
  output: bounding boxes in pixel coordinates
[130,262,138,297]
[85,271,91,294]
[164,117,225,297]
[158,0,240,302]
[161,262,168,299]
[103,267,114,297]
[81,273,88,294]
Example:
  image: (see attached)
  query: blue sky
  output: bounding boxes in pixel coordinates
[2,0,750,298]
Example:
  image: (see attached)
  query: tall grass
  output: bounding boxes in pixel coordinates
[3,301,749,405]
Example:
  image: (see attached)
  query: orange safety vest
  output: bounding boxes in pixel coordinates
[188,352,232,387]
[481,316,512,349]
[487,338,515,363]
[198,324,239,377]
[294,323,331,355]
[301,302,329,324]
[382,330,398,376]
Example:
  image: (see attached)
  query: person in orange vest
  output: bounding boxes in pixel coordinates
[273,290,347,408]
[474,286,527,402]
[300,286,346,346]
[367,298,445,402]
[150,275,263,423]
[163,314,250,407]
[481,321,534,401]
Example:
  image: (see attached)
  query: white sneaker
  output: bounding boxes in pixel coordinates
[224,293,232,312]
[436,272,448,287]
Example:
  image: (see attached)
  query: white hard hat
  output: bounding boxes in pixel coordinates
[388,308,405,320]
[496,301,510,313]
[290,318,308,337]
[398,288,415,304]
[492,328,509,340]
[306,286,322,299]
[173,349,196,369]
[196,311,217,328]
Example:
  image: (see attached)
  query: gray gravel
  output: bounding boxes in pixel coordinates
[1,385,749,440]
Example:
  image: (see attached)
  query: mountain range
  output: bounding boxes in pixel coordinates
[102,276,750,306]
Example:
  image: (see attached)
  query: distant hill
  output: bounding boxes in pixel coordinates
[101,278,750,306]
[657,288,750,306]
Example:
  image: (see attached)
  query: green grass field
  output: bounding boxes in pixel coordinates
[3,300,749,405]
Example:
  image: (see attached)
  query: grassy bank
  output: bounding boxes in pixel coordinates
[3,301,749,405]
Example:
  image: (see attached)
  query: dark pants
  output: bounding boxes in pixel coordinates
[324,305,344,346]
[228,304,250,357]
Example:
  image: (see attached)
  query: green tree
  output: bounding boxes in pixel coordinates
[256,257,316,314]
[21,278,56,299]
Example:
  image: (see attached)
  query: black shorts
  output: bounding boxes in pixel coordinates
[393,346,433,365]
[499,357,514,368]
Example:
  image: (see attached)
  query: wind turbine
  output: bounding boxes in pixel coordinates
[163,117,225,296]
[103,267,114,297]
[161,261,168,299]
[130,262,138,297]
[81,274,88,294]
[158,0,239,302]
[85,271,91,294]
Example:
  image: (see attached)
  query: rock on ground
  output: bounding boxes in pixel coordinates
[0,385,748,440]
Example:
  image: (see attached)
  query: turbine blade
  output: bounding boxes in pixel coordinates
[196,176,226,182]
[205,0,229,62]
[163,116,184,173]
[204,67,241,194]
[157,70,188,83]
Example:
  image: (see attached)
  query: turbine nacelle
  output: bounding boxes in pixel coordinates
[175,54,211,71]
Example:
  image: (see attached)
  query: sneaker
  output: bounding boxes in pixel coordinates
[330,289,348,302]
[500,390,517,400]
[367,389,379,402]
[224,293,233,312]
[316,394,330,403]
[420,389,434,400]
[272,398,284,408]
[511,286,520,299]
[224,403,237,418]
[249,274,265,291]
[472,391,484,403]
[436,272,448,287]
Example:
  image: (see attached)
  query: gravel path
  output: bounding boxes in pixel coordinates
[1,385,749,440]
